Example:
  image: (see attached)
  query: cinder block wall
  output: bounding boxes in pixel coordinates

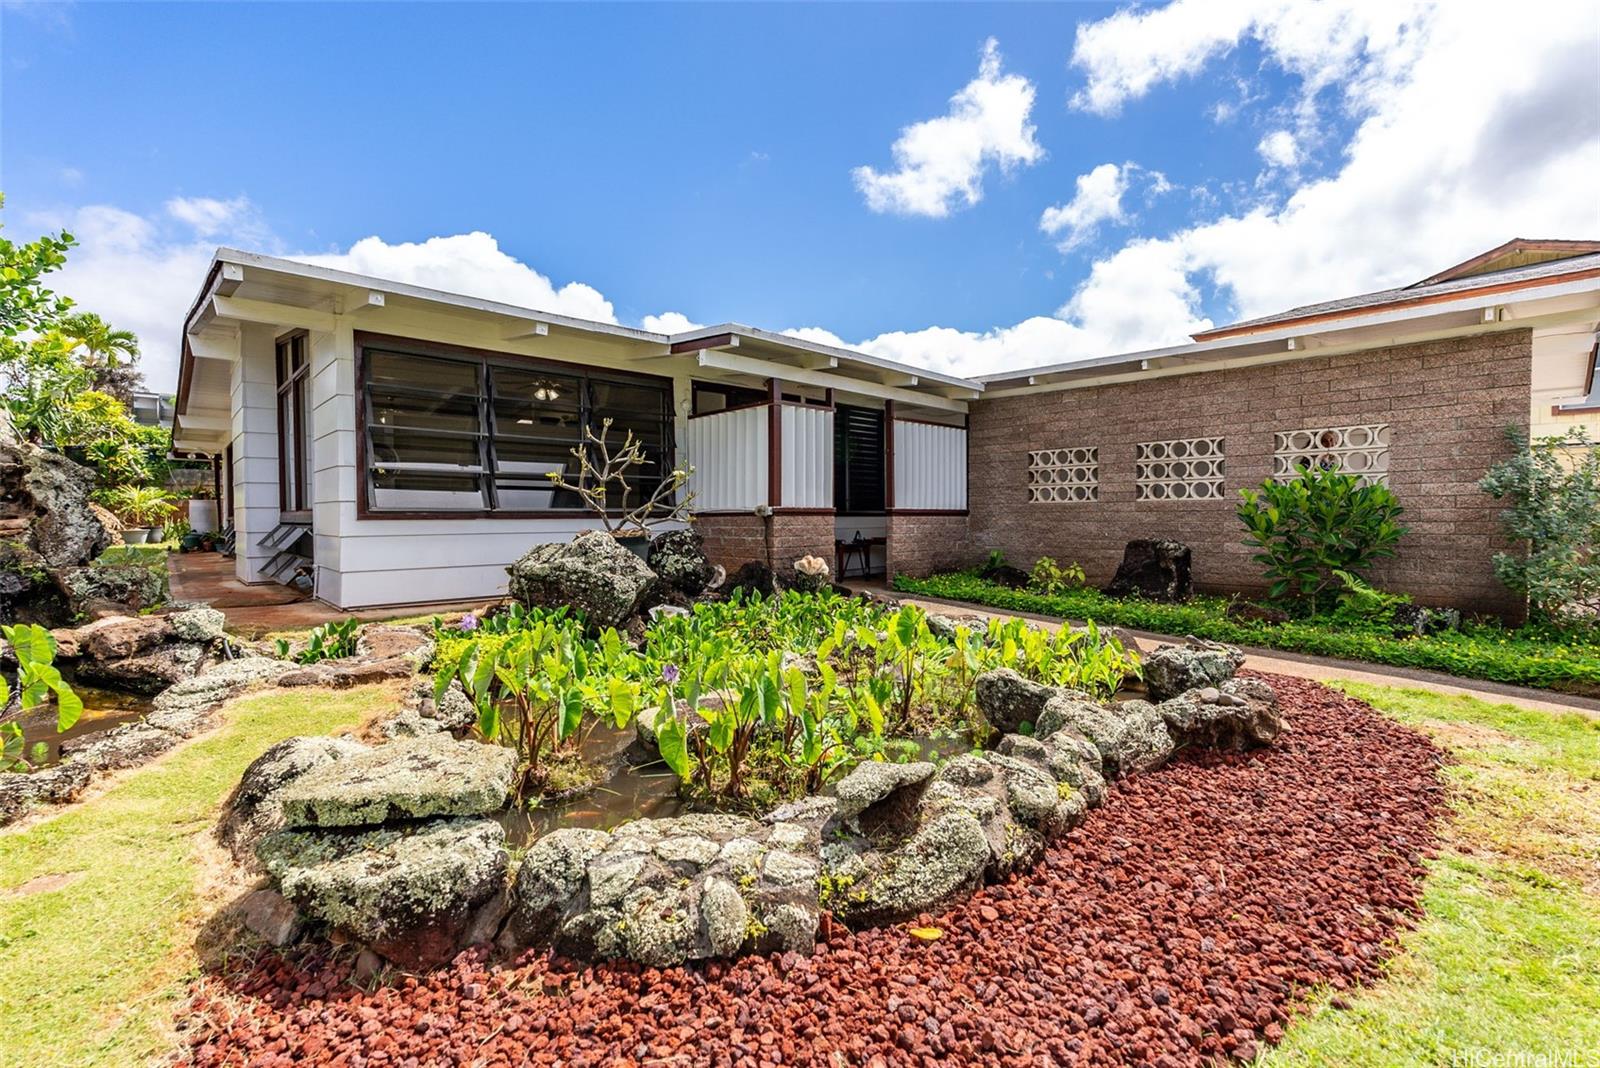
[694,512,836,573]
[965,330,1533,616]
[887,514,972,578]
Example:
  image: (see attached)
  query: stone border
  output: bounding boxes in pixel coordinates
[232,639,1285,971]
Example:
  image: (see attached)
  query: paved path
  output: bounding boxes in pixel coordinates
[862,585,1600,718]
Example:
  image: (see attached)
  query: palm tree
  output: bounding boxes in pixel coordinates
[60,312,143,401]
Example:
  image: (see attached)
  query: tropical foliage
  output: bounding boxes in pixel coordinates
[433,589,1139,806]
[1237,464,1408,614]
[274,619,361,665]
[893,570,1600,695]
[1480,427,1600,626]
[1,623,83,772]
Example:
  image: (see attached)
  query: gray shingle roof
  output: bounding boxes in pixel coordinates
[1196,251,1600,337]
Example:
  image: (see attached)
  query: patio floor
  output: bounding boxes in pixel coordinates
[166,552,485,637]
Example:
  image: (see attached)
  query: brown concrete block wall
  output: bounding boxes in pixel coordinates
[966,330,1532,616]
[887,514,973,578]
[694,512,837,573]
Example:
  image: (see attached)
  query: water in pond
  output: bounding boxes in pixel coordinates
[496,722,975,849]
[4,672,153,766]
[498,722,688,847]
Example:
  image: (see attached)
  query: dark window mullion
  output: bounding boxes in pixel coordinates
[477,364,497,511]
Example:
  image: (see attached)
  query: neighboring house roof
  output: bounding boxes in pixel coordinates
[1193,247,1600,341]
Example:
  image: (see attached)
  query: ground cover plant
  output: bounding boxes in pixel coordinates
[0,683,393,1068]
[432,589,1140,809]
[894,570,1600,695]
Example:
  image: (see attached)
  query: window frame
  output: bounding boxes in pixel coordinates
[355,331,677,520]
[834,401,887,516]
[276,330,313,520]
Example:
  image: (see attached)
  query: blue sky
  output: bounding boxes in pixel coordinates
[4,1,1598,389]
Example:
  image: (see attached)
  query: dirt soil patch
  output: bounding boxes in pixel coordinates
[180,673,1447,1066]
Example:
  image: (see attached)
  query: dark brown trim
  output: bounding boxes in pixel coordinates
[883,399,896,512]
[892,414,965,429]
[1553,404,1600,415]
[766,377,782,508]
[175,260,224,419]
[772,507,835,516]
[670,332,737,355]
[355,331,675,387]
[687,403,769,420]
[354,330,675,521]
[1415,239,1600,287]
[887,508,969,516]
[1584,340,1598,400]
[275,329,312,516]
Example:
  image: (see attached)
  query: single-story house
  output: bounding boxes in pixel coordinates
[171,238,1600,616]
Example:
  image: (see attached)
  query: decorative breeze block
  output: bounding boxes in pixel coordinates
[1135,437,1226,501]
[1027,447,1099,503]
[1273,424,1391,484]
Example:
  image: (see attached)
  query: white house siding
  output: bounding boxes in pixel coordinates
[230,323,282,583]
[893,420,967,510]
[290,307,696,608]
[682,407,767,511]
[1530,324,1600,438]
[781,405,834,508]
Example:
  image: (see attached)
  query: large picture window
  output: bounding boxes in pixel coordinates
[276,331,313,516]
[358,334,675,515]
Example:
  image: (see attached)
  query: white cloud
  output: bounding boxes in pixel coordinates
[1039,163,1131,250]
[59,167,84,187]
[853,38,1044,218]
[640,311,703,335]
[1256,129,1300,168]
[27,207,623,390]
[164,195,268,242]
[300,232,617,325]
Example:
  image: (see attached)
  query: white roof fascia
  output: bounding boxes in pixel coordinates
[197,249,669,345]
[673,322,984,393]
[978,271,1600,388]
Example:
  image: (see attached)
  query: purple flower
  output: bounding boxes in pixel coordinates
[458,612,479,633]
[661,663,680,685]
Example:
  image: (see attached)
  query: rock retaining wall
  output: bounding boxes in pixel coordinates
[232,635,1284,972]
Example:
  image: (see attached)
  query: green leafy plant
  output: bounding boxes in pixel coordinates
[1327,568,1411,625]
[1029,556,1086,596]
[435,616,638,798]
[1,623,82,772]
[1479,427,1600,626]
[274,619,360,664]
[101,484,178,530]
[893,570,1600,695]
[1237,464,1408,614]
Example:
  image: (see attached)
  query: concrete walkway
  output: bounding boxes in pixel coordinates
[167,552,483,637]
[864,585,1600,718]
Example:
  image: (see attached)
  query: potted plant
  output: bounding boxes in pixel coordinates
[106,485,177,544]
[545,418,696,557]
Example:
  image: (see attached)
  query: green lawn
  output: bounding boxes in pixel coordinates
[0,684,391,1068]
[1262,683,1600,1066]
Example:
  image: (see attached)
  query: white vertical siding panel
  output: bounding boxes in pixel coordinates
[894,421,967,510]
[683,407,767,511]
[781,406,833,508]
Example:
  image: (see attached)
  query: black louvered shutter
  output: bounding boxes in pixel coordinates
[834,403,886,513]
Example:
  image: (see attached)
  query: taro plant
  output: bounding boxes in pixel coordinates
[1,623,82,772]
[435,616,638,798]
[274,618,360,665]
[1236,464,1408,615]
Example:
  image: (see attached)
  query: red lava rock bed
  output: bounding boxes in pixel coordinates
[181,674,1447,1067]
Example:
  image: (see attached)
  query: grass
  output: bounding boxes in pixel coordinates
[893,570,1600,695]
[1262,682,1600,1066]
[0,683,394,1068]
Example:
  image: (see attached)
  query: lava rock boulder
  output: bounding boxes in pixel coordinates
[507,530,659,631]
